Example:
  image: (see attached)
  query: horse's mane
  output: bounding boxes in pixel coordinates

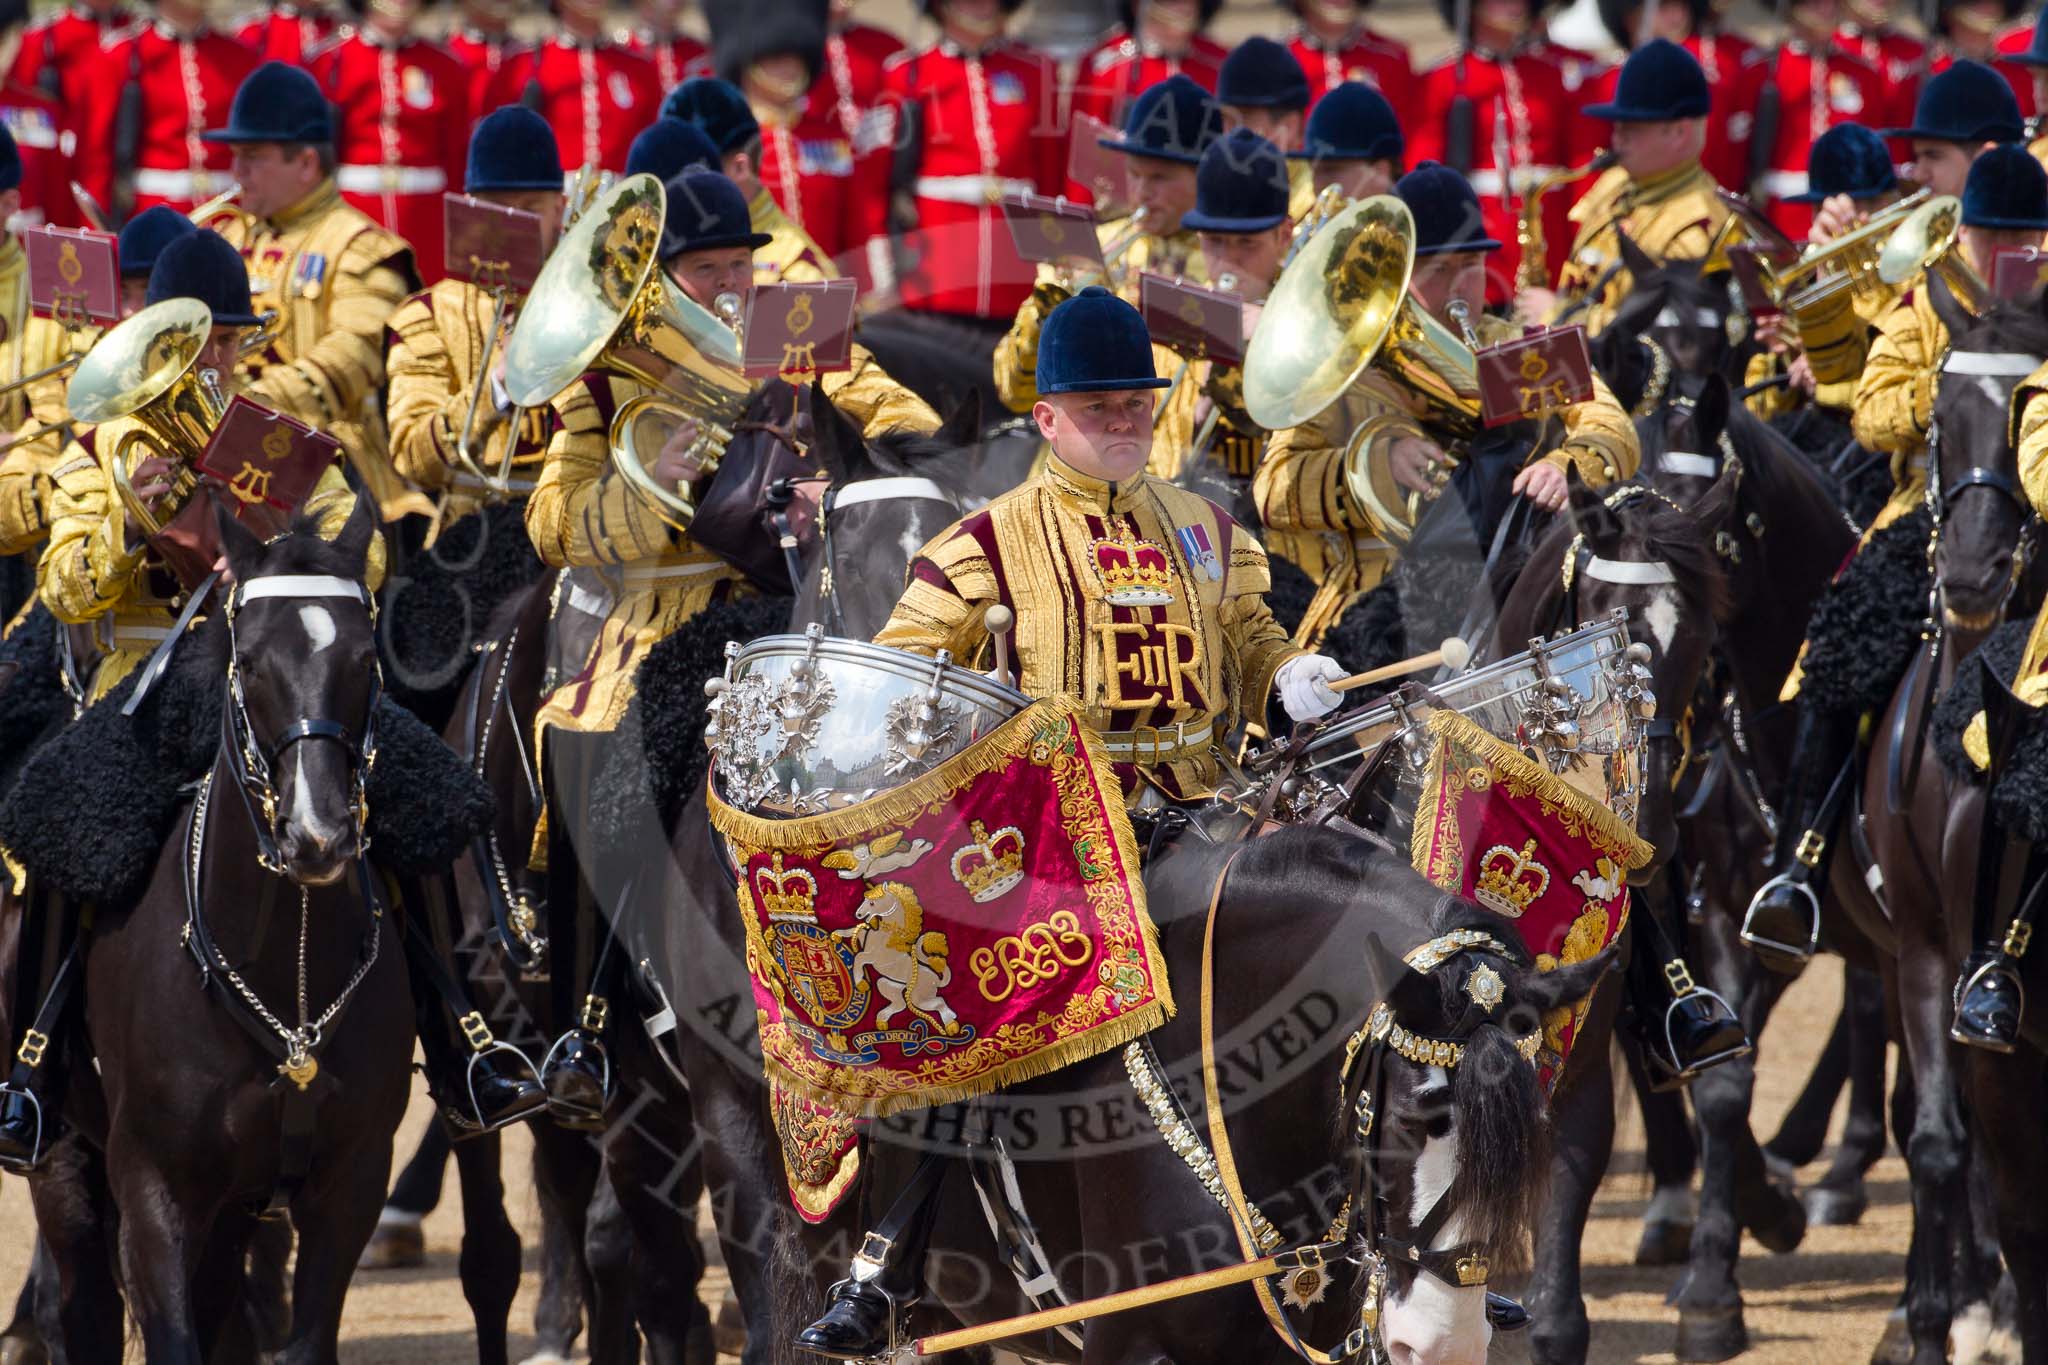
[1951,292,2048,360]
[861,427,961,481]
[1603,257,1715,339]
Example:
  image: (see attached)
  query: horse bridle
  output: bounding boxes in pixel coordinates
[813,476,961,638]
[1925,349,2043,633]
[222,574,381,878]
[1334,929,1544,1361]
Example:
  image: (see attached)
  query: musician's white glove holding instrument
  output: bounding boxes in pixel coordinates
[1276,654,1348,722]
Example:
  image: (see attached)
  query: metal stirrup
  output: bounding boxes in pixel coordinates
[1741,873,1822,964]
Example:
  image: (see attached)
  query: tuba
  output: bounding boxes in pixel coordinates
[502,173,751,535]
[1242,196,1481,544]
[67,297,227,538]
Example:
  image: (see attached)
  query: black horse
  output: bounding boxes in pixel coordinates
[28,502,414,1362]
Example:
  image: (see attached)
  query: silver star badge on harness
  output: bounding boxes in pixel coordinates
[1464,964,1505,1014]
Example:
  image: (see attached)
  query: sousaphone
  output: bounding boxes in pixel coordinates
[1241,196,1482,544]
[502,172,752,534]
[68,296,227,538]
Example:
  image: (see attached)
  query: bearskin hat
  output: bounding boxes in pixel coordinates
[1595,0,1712,49]
[1114,0,1226,36]
[1433,0,1557,37]
[705,0,828,87]
[1932,0,2027,36]
[335,0,443,17]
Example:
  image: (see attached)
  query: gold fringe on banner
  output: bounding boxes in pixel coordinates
[707,693,1172,1117]
[1408,708,1655,880]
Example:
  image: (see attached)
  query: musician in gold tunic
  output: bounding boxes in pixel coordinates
[525,169,939,1124]
[990,74,1219,412]
[1745,145,2048,979]
[386,107,566,525]
[0,124,103,567]
[1515,40,1730,337]
[663,77,839,285]
[201,61,427,521]
[1215,36,1318,220]
[799,286,1348,1359]
[1257,163,1638,646]
[35,233,384,702]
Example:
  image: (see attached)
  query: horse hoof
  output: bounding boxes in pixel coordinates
[1675,1305,1748,1362]
[1870,1308,1911,1365]
[0,1332,50,1365]
[1634,1219,1693,1266]
[714,1292,748,1357]
[356,1217,425,1270]
[1762,1149,1800,1185]
[1803,1182,1868,1227]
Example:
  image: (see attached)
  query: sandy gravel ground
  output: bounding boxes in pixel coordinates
[0,953,1950,1363]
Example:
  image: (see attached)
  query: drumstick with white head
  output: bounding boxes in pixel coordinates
[1329,637,1472,695]
[986,606,1015,684]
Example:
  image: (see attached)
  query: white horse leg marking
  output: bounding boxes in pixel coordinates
[298,603,336,654]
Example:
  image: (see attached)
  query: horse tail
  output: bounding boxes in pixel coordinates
[765,1206,818,1365]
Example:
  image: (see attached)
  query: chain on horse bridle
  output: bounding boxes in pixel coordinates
[1333,929,1544,1361]
[221,574,382,877]
[1923,348,2044,636]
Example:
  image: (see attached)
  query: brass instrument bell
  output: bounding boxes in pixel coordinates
[502,173,751,535]
[68,297,227,538]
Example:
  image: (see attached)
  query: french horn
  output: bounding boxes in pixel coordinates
[67,296,227,538]
[502,173,751,535]
[1241,195,1482,543]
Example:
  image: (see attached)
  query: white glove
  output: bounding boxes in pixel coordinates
[490,367,516,415]
[1276,653,1347,723]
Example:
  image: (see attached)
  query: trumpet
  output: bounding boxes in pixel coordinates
[1243,195,1482,543]
[1772,187,1933,305]
[188,184,256,233]
[1518,151,1615,292]
[1786,193,1983,379]
[502,174,751,534]
[65,297,227,538]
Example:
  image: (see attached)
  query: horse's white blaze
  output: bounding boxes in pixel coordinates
[297,603,336,654]
[1972,375,2010,410]
[1652,306,1721,328]
[898,508,925,564]
[287,745,342,848]
[1644,588,1680,653]
[1383,1072,1490,1365]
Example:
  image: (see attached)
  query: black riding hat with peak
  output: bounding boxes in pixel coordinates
[1182,128,1291,232]
[1292,79,1403,161]
[662,77,759,155]
[118,206,197,280]
[1097,74,1223,163]
[1962,143,2048,229]
[1781,123,1897,203]
[204,61,335,144]
[1216,36,1310,110]
[1883,58,2026,142]
[1582,38,1709,121]
[1037,285,1171,394]
[1397,161,1501,254]
[705,0,828,90]
[627,118,721,180]
[466,105,564,192]
[659,168,774,260]
[148,230,263,326]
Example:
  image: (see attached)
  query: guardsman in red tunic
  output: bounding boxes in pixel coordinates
[444,0,529,121]
[1287,0,1413,107]
[487,0,665,174]
[622,0,711,89]
[80,0,257,217]
[0,81,71,228]
[1749,0,1886,237]
[8,0,133,227]
[882,0,1064,323]
[1409,0,1572,302]
[1071,0,1230,131]
[1934,0,2035,119]
[1835,0,1932,128]
[317,0,468,283]
[703,0,891,286]
[812,0,903,153]
[231,0,338,65]
[1587,0,1767,191]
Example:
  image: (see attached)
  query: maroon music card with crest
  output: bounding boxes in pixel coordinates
[24,224,118,325]
[742,280,858,380]
[151,395,342,588]
[1137,272,1246,366]
[441,193,548,293]
[1474,324,1596,428]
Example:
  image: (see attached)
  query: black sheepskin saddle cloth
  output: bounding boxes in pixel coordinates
[0,603,72,791]
[0,617,493,908]
[1796,507,1933,718]
[378,503,546,717]
[585,594,794,855]
[1931,619,2048,841]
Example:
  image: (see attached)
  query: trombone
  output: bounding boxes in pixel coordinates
[502,173,751,534]
[188,184,257,233]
